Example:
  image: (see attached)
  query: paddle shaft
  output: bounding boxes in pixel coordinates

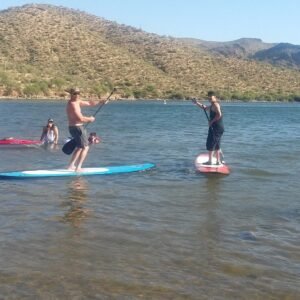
[84,88,116,130]
[202,107,210,122]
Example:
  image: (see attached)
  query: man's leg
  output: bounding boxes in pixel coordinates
[75,146,90,171]
[215,150,221,164]
[67,148,82,170]
[208,150,213,163]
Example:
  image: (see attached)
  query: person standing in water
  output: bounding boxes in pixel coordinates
[66,87,107,172]
[40,118,59,145]
[193,91,224,165]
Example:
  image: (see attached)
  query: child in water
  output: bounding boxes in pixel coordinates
[88,132,101,144]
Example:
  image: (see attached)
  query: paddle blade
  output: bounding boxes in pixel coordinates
[62,139,76,155]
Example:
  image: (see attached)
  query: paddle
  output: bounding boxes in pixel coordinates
[62,88,116,155]
[192,98,225,161]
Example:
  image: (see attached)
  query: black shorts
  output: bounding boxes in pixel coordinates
[68,126,89,148]
[206,127,223,151]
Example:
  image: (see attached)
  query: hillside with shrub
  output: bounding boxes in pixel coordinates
[0,4,300,100]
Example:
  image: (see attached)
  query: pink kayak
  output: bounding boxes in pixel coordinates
[0,138,42,146]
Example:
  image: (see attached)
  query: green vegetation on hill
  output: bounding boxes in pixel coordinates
[0,4,300,101]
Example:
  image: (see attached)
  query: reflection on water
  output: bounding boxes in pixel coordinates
[41,143,60,152]
[200,177,222,259]
[61,177,91,227]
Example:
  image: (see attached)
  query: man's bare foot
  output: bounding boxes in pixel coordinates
[67,166,76,171]
[75,168,83,172]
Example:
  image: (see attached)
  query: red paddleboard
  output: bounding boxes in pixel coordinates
[195,153,230,175]
[0,138,42,146]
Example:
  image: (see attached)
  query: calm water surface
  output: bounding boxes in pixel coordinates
[0,100,299,299]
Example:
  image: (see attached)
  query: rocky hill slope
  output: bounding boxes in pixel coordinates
[0,4,300,100]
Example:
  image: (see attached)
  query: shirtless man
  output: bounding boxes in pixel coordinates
[66,88,106,171]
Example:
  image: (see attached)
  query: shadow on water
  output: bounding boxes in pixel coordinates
[60,177,91,228]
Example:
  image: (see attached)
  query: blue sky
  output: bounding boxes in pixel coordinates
[1,0,299,44]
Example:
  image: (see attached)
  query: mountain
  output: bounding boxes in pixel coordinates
[181,38,300,70]
[180,38,276,59]
[252,43,300,69]
[0,4,300,100]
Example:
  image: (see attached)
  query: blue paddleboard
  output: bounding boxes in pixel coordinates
[0,163,155,179]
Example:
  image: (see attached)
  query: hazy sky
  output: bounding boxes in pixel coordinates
[1,0,299,44]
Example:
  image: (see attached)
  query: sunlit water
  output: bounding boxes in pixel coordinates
[0,100,299,299]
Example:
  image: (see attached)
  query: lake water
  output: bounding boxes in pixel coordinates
[0,100,299,299]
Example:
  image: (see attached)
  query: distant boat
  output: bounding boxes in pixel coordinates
[164,100,167,105]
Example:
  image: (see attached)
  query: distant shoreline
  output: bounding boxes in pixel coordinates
[0,96,297,103]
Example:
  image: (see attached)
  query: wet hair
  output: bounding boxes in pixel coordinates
[67,87,80,95]
[207,91,215,97]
